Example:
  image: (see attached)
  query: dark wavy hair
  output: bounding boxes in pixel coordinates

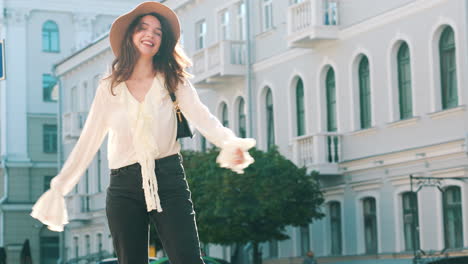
[106,12,192,95]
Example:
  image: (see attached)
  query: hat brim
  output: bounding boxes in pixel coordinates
[109,1,180,57]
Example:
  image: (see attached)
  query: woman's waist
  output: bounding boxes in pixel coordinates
[108,145,181,169]
[110,153,182,174]
[108,152,187,194]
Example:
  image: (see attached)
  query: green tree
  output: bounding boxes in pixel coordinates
[182,146,324,264]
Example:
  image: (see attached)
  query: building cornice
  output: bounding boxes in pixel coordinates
[54,34,110,77]
[4,0,140,16]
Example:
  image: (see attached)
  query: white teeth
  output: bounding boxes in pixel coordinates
[142,41,154,46]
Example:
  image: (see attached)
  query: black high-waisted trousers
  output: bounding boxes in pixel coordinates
[106,154,205,264]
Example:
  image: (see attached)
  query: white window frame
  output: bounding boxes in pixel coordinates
[196,20,207,50]
[237,1,246,40]
[220,9,230,41]
[262,0,273,32]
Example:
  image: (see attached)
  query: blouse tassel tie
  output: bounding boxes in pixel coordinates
[132,103,163,213]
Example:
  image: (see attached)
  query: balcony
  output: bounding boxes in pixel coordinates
[191,40,246,85]
[291,132,342,175]
[66,194,92,222]
[63,112,87,140]
[287,0,340,48]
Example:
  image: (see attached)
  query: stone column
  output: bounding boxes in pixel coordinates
[3,8,31,162]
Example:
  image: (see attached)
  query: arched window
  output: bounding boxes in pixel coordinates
[401,192,419,251]
[97,233,103,255]
[238,98,246,138]
[85,234,91,256]
[266,88,275,150]
[73,236,79,260]
[296,79,305,136]
[363,197,377,254]
[329,201,342,255]
[439,27,458,109]
[221,103,229,127]
[42,20,60,52]
[443,186,463,248]
[359,56,371,129]
[397,43,413,119]
[326,68,337,132]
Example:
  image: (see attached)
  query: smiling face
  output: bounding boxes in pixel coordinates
[132,15,162,58]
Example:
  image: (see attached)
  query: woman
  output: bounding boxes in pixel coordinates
[30,2,256,264]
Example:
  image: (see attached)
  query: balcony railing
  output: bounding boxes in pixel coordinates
[66,194,92,222]
[191,40,246,85]
[287,0,340,48]
[63,112,87,140]
[292,132,342,175]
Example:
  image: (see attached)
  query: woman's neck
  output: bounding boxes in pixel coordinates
[130,56,155,80]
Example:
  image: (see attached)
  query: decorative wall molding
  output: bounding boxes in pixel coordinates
[5,8,31,26]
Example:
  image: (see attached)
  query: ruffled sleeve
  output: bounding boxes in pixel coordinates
[176,79,256,173]
[30,189,67,232]
[30,80,110,232]
[216,137,256,174]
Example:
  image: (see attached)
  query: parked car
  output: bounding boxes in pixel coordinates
[98,257,159,264]
[150,256,230,264]
[427,256,468,264]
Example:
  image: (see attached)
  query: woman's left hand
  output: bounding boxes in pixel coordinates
[216,138,256,174]
[233,148,245,165]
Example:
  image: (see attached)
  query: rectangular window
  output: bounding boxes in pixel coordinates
[402,192,420,251]
[300,225,310,256]
[324,0,338,25]
[43,124,57,153]
[44,176,53,192]
[71,86,78,112]
[97,150,102,192]
[237,2,246,40]
[74,237,79,259]
[85,235,90,256]
[269,239,278,257]
[82,170,90,212]
[40,237,59,264]
[196,20,207,50]
[97,233,103,253]
[220,9,230,40]
[443,186,463,248]
[43,74,57,102]
[85,169,89,194]
[330,201,342,255]
[81,81,88,111]
[363,198,378,254]
[262,0,273,32]
[200,136,206,152]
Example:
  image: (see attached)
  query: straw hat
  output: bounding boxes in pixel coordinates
[109,1,180,57]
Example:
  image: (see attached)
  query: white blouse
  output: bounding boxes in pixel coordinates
[30,74,256,232]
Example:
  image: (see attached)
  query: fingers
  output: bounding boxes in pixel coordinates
[233,148,245,165]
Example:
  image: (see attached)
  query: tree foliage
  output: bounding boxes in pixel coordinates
[182,146,324,251]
